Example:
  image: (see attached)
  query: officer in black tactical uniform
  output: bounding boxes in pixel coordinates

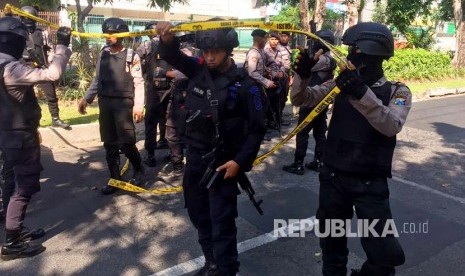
[157,22,266,276]
[78,18,145,195]
[158,31,198,184]
[20,6,70,129]
[282,29,336,175]
[0,16,72,260]
[292,22,410,276]
[136,21,172,167]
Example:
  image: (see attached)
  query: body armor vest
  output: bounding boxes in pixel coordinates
[23,29,48,68]
[0,62,41,132]
[146,41,173,90]
[182,66,251,151]
[323,81,396,177]
[99,49,134,98]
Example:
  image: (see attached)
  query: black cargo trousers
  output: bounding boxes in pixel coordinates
[183,146,240,276]
[317,165,405,276]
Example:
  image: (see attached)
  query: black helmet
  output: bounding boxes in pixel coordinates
[102,18,129,33]
[342,22,394,59]
[145,21,158,30]
[0,16,29,40]
[195,28,239,50]
[176,31,195,43]
[315,29,335,45]
[20,6,38,30]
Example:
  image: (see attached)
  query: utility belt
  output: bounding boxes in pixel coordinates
[153,78,171,90]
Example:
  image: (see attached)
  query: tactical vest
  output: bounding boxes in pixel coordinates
[0,62,41,132]
[23,29,48,68]
[99,49,134,98]
[182,65,252,150]
[323,81,396,177]
[146,41,173,90]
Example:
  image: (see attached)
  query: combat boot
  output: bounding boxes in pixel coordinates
[1,229,46,261]
[129,165,145,187]
[20,226,45,241]
[158,168,183,185]
[143,154,157,167]
[282,161,305,175]
[51,117,71,129]
[102,164,120,195]
[305,158,322,172]
[194,261,220,276]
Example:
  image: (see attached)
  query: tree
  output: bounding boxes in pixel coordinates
[372,1,387,24]
[271,5,301,25]
[452,0,464,67]
[299,0,311,31]
[19,0,60,11]
[72,0,187,32]
[313,0,326,30]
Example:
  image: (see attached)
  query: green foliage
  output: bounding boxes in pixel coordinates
[19,0,60,11]
[372,1,387,24]
[383,49,458,80]
[437,0,454,21]
[386,0,434,35]
[271,5,301,25]
[322,9,345,31]
[404,26,435,49]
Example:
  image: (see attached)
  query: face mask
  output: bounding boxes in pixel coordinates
[347,49,385,85]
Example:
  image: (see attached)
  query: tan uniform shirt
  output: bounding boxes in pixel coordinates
[244,47,274,88]
[291,75,412,137]
[85,47,145,113]
[1,45,71,101]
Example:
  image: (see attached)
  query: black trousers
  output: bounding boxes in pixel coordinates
[38,82,60,118]
[0,132,42,231]
[144,89,168,155]
[165,98,183,168]
[183,148,240,275]
[294,106,327,162]
[98,97,141,170]
[317,165,405,276]
[279,76,289,116]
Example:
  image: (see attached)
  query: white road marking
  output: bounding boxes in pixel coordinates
[152,217,317,276]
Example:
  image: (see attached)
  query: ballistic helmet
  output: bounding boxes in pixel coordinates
[195,28,239,50]
[315,29,335,45]
[342,22,394,59]
[145,21,158,30]
[176,31,195,43]
[20,6,38,31]
[102,18,129,33]
[0,16,29,41]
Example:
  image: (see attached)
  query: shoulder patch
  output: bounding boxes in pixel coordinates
[249,86,262,111]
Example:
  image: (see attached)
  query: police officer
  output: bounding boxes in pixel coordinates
[244,29,281,138]
[158,31,198,184]
[78,18,145,195]
[156,22,266,275]
[282,29,336,175]
[136,21,173,167]
[278,31,293,125]
[21,6,70,129]
[0,16,72,260]
[264,31,288,128]
[291,22,409,275]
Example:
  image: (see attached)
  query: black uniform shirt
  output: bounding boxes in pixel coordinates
[160,39,266,171]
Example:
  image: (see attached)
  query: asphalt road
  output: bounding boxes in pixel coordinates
[1,94,464,275]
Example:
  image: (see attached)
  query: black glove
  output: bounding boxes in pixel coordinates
[293,49,317,79]
[335,69,367,100]
[56,27,72,47]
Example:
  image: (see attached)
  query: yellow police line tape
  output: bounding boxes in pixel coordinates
[107,159,183,194]
[5,3,345,168]
[4,3,347,63]
[253,86,340,166]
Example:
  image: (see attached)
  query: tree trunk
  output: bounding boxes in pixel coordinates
[347,0,359,27]
[357,0,366,23]
[313,0,327,31]
[299,0,311,32]
[453,0,465,67]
